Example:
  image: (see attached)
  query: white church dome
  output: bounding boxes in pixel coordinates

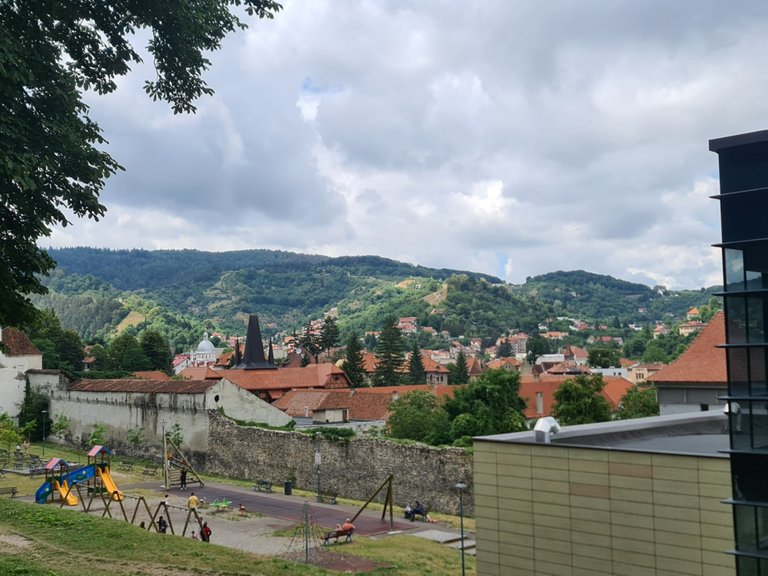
[195,331,215,353]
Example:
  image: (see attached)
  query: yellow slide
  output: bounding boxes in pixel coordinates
[53,480,78,506]
[97,467,124,501]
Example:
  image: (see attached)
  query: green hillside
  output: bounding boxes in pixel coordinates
[35,249,718,349]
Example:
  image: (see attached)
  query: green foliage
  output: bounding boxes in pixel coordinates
[24,308,84,370]
[0,412,23,452]
[17,381,49,441]
[407,342,426,384]
[0,2,282,327]
[319,315,340,352]
[617,387,660,419]
[387,391,451,445]
[443,369,527,442]
[165,422,183,446]
[108,332,150,371]
[588,347,621,368]
[50,415,71,438]
[553,374,612,425]
[526,335,551,364]
[87,424,107,447]
[294,322,321,363]
[641,330,696,364]
[373,315,405,386]
[125,428,144,448]
[342,332,367,387]
[449,350,469,384]
[139,329,172,372]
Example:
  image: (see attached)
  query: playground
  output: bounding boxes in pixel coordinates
[0,443,475,574]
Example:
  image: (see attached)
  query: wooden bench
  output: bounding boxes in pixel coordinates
[142,465,159,476]
[323,527,353,545]
[118,462,134,472]
[253,480,272,493]
[0,486,18,498]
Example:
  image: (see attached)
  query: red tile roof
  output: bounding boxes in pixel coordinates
[132,370,172,380]
[647,312,726,386]
[486,357,521,370]
[0,327,40,356]
[69,379,216,394]
[224,363,351,393]
[178,366,222,380]
[519,374,634,419]
[274,389,393,421]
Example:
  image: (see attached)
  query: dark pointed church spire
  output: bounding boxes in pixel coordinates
[267,340,275,364]
[238,314,277,370]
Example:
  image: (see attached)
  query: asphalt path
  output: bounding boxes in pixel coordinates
[132,480,418,535]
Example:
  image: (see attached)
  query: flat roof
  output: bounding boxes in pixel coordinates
[710,129,768,152]
[476,411,728,458]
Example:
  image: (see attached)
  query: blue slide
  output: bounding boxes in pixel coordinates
[35,464,95,504]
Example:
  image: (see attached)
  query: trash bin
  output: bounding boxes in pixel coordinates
[284,480,292,495]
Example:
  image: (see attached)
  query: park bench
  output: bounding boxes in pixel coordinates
[323,491,338,505]
[117,462,133,472]
[253,479,272,493]
[0,486,18,498]
[142,465,159,476]
[323,526,353,545]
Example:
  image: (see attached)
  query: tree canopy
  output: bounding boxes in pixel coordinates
[616,386,660,419]
[443,368,527,444]
[387,391,450,445]
[342,332,367,387]
[407,342,426,385]
[0,0,281,327]
[373,315,405,386]
[552,374,612,425]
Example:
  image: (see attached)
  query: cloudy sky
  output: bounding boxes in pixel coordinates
[48,0,768,289]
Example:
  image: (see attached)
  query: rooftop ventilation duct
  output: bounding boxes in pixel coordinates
[533,416,560,443]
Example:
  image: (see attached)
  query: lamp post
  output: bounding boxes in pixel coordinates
[161,419,168,489]
[455,482,467,576]
[314,432,322,503]
[41,410,47,457]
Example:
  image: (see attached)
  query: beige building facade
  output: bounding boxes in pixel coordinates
[474,412,734,576]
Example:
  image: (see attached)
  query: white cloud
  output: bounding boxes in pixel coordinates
[46,0,768,289]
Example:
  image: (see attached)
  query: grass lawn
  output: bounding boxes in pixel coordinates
[1,443,477,575]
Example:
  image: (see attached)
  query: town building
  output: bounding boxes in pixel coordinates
[0,327,42,417]
[647,312,726,414]
[473,411,733,575]
[709,129,768,573]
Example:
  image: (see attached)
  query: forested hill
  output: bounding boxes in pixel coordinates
[517,270,718,321]
[46,247,500,291]
[36,248,717,350]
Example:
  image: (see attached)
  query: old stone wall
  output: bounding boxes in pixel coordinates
[206,413,474,516]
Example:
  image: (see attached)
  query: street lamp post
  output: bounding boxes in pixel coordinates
[455,482,467,576]
[41,410,47,457]
[161,419,168,489]
[314,432,322,503]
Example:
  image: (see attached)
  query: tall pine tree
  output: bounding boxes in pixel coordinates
[450,350,470,385]
[408,342,426,384]
[373,315,405,387]
[343,332,367,387]
[319,315,340,354]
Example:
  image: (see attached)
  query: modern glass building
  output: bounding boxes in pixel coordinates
[710,129,768,574]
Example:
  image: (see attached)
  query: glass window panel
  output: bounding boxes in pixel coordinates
[753,401,768,450]
[726,248,745,292]
[751,348,768,397]
[737,556,759,576]
[744,244,768,289]
[758,507,768,550]
[735,505,757,551]
[733,454,768,500]
[728,297,748,344]
[731,348,750,396]
[748,297,766,343]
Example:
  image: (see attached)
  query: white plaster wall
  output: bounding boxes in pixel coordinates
[212,380,291,426]
[45,380,290,452]
[0,354,42,417]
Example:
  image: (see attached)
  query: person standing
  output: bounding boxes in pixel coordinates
[201,521,212,543]
[180,468,187,490]
[157,516,168,534]
[187,492,199,511]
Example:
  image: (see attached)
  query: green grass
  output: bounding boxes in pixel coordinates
[0,499,475,575]
[1,443,476,575]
